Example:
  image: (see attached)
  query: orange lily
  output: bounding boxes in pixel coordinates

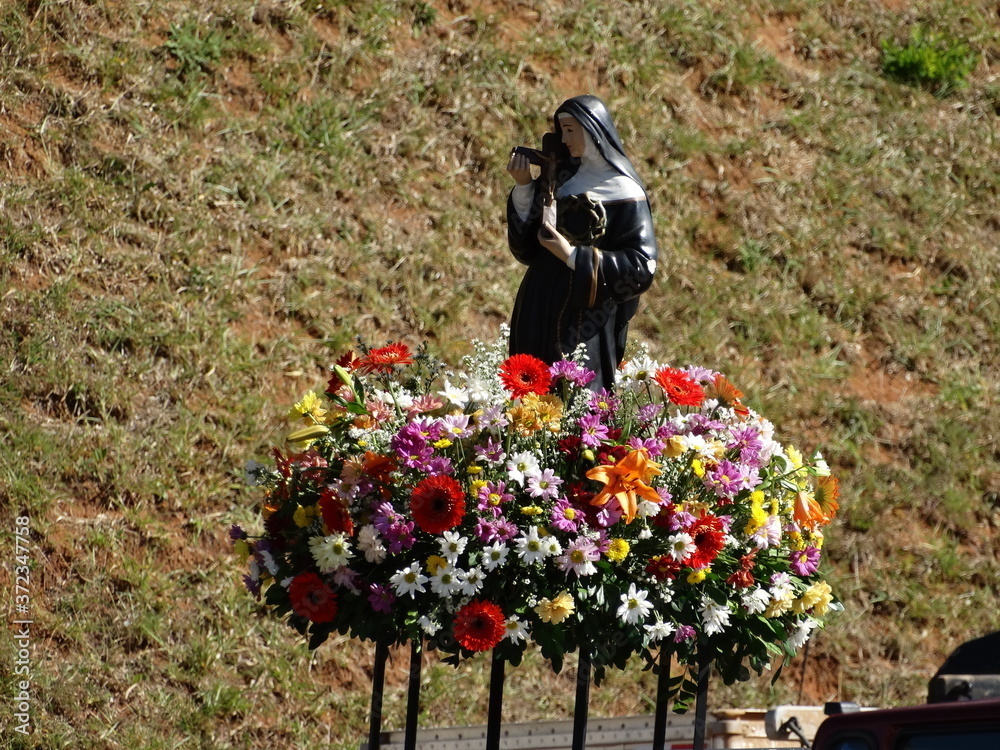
[586,448,663,523]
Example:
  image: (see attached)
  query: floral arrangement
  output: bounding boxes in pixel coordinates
[233,333,839,698]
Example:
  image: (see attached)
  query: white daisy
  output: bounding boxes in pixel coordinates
[458,566,485,596]
[429,565,463,597]
[390,564,428,598]
[515,527,547,564]
[506,451,541,486]
[504,615,529,643]
[480,542,509,571]
[667,532,696,562]
[439,530,468,563]
[617,584,654,625]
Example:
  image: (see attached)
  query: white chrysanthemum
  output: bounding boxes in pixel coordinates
[259,550,280,577]
[769,573,794,601]
[617,584,654,625]
[680,434,713,457]
[788,618,818,650]
[390,564,428,598]
[506,451,541,486]
[357,524,387,564]
[464,375,494,404]
[515,527,547,564]
[429,565,463,597]
[458,566,485,596]
[645,618,676,642]
[637,499,662,519]
[700,595,731,636]
[439,530,468,563]
[309,533,354,573]
[504,615,529,643]
[742,587,771,615]
[480,542,509,571]
[438,380,469,408]
[419,616,441,636]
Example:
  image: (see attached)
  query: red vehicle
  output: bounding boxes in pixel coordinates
[811,698,1000,750]
[811,630,1000,750]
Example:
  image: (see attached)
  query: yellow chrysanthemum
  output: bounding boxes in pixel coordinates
[794,581,833,616]
[433,438,453,449]
[425,555,448,576]
[289,391,327,421]
[606,538,630,562]
[687,569,707,584]
[535,592,575,624]
[466,465,483,475]
[691,458,705,478]
[663,435,686,458]
[469,480,488,497]
[293,504,318,528]
[765,594,794,619]
[520,505,542,516]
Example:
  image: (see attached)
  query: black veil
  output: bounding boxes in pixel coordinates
[553,95,646,194]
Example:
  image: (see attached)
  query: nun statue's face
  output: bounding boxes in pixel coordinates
[559,116,586,158]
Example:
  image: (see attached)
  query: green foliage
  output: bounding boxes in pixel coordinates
[881,27,978,97]
[163,20,226,80]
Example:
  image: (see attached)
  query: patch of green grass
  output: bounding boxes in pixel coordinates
[881,26,978,97]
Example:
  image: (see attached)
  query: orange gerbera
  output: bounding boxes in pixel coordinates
[706,374,749,419]
[586,448,663,524]
[358,343,414,374]
[814,476,840,520]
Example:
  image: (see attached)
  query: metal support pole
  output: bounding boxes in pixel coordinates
[404,640,422,750]
[652,647,672,750]
[692,651,710,750]
[571,646,592,750]
[486,650,505,750]
[367,640,389,750]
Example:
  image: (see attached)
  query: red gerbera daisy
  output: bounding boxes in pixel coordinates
[335,350,363,372]
[358,343,414,374]
[685,514,726,569]
[645,554,682,581]
[652,367,705,407]
[319,487,354,536]
[499,354,552,398]
[289,572,338,623]
[453,600,506,652]
[410,475,466,534]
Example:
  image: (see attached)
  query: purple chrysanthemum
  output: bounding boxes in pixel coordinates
[368,583,396,613]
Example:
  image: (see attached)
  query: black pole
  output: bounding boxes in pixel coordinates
[571,646,592,750]
[652,647,672,750]
[368,640,389,750]
[692,650,710,750]
[486,650,505,750]
[404,640,422,750]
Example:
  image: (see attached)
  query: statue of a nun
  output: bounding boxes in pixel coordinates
[505,95,658,391]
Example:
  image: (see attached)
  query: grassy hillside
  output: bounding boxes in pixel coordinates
[1,0,998,747]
